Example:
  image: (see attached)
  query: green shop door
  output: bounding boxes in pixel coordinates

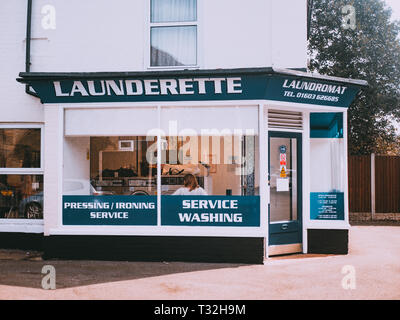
[268,132,302,256]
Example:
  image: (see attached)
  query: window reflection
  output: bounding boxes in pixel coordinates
[86,135,258,196]
[161,135,259,196]
[0,175,43,219]
[0,129,41,168]
[90,136,157,196]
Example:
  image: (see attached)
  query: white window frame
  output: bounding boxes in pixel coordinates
[146,0,201,70]
[0,124,44,230]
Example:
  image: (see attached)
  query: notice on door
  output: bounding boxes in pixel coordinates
[279,145,287,178]
[310,192,345,220]
[276,178,290,192]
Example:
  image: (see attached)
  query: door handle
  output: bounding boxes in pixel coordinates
[281,224,289,230]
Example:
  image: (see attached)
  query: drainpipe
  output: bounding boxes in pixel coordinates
[25,0,39,97]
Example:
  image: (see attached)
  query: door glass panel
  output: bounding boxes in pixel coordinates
[270,137,297,223]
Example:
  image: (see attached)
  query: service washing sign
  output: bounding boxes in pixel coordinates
[63,196,157,225]
[161,196,260,227]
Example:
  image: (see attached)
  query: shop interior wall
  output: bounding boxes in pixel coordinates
[63,137,90,192]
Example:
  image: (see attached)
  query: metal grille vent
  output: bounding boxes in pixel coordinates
[268,110,303,130]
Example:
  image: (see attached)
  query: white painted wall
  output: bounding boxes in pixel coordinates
[270,0,308,69]
[202,0,271,69]
[29,0,146,72]
[0,0,308,123]
[0,0,44,122]
[65,107,158,136]
[27,0,308,72]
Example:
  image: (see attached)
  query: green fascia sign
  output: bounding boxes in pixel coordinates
[17,68,367,108]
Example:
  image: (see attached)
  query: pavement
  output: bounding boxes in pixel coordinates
[0,226,399,300]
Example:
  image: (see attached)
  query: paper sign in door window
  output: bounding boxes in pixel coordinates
[280,153,287,165]
[276,178,290,192]
[279,146,287,178]
[280,167,287,178]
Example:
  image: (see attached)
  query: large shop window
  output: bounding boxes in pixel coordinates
[63,136,158,226]
[159,105,260,227]
[310,113,345,221]
[62,106,261,228]
[160,134,260,227]
[0,128,43,219]
[160,135,258,196]
[150,0,197,67]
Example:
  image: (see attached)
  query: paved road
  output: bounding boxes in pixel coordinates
[0,226,399,300]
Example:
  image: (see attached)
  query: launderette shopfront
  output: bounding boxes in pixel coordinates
[17,68,367,263]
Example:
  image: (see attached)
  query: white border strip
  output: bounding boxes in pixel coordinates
[58,100,349,112]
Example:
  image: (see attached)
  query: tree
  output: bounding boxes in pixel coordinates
[308,0,400,155]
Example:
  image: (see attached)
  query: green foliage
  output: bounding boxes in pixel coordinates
[308,0,400,155]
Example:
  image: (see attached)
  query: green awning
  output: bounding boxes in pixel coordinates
[17,67,367,107]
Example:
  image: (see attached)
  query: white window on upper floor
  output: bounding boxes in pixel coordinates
[150,0,198,68]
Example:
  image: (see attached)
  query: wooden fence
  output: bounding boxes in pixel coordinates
[348,155,400,213]
[348,156,371,213]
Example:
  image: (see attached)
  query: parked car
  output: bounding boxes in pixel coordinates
[19,192,43,219]
[19,179,114,219]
